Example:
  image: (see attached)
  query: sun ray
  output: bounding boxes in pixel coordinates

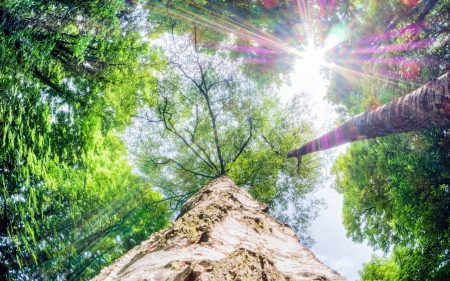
[138,0,315,63]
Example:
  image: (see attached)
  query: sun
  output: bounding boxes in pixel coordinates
[280,42,331,110]
[298,45,326,72]
[291,44,327,94]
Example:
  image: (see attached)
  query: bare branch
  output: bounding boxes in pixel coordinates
[170,61,205,95]
[206,77,233,92]
[231,117,253,164]
[145,189,199,212]
[258,130,280,155]
[144,111,163,123]
[169,158,215,179]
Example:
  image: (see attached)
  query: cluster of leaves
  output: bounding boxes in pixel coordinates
[357,255,400,281]
[0,1,170,280]
[333,130,450,279]
[124,28,323,247]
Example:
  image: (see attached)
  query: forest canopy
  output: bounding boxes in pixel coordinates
[1,0,450,280]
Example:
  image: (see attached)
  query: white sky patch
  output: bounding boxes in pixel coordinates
[280,50,334,133]
[280,57,379,281]
[315,254,354,277]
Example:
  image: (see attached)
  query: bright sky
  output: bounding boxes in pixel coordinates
[280,56,379,281]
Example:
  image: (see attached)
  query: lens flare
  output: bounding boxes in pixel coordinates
[401,61,420,79]
[262,0,277,9]
[324,24,349,50]
[401,0,419,7]
[296,45,326,74]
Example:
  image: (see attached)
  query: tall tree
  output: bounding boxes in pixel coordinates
[90,176,346,281]
[287,71,450,165]
[309,1,450,278]
[124,26,323,246]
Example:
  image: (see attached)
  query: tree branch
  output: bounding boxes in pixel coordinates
[202,88,225,175]
[287,71,450,171]
[169,158,215,179]
[158,97,217,172]
[258,130,280,156]
[360,206,375,215]
[33,68,87,106]
[145,189,199,212]
[231,117,253,164]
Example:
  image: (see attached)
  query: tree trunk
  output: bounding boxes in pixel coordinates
[287,71,450,162]
[91,176,345,281]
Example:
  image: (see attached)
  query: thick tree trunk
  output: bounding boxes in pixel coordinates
[91,176,345,281]
[287,71,450,161]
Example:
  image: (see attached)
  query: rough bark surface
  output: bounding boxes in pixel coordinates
[91,176,346,281]
[287,71,450,159]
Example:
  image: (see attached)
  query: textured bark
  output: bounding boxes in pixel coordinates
[91,176,345,281]
[287,71,450,160]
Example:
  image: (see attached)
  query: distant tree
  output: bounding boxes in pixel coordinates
[124,26,323,247]
[288,0,450,278]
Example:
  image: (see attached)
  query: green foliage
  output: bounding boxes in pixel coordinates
[360,244,450,281]
[32,132,170,281]
[0,77,52,277]
[0,0,160,131]
[333,130,450,279]
[227,93,323,246]
[358,255,399,281]
[0,79,170,279]
[0,1,168,279]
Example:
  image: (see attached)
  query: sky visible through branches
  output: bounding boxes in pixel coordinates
[128,0,448,279]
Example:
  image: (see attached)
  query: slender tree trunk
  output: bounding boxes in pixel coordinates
[91,176,345,281]
[287,71,450,162]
